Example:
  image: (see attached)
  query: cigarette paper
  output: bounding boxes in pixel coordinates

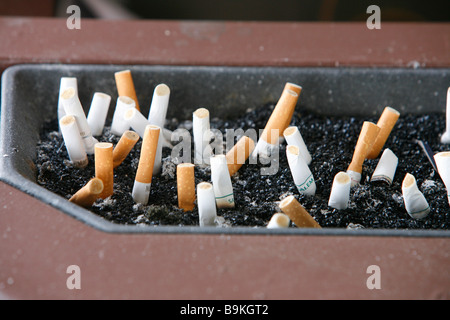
[69,178,104,208]
[267,213,290,229]
[226,136,255,176]
[371,148,398,185]
[253,89,299,158]
[328,171,351,210]
[434,151,450,205]
[87,92,111,136]
[124,107,149,138]
[210,155,235,208]
[95,142,114,199]
[197,182,217,226]
[402,173,430,219]
[59,115,88,168]
[57,77,77,123]
[112,130,139,168]
[110,96,136,136]
[283,126,312,165]
[279,195,321,228]
[193,108,212,166]
[286,145,316,196]
[440,87,450,144]
[347,121,381,186]
[366,107,400,159]
[177,163,196,211]
[415,139,438,171]
[148,83,172,153]
[132,125,160,204]
[61,87,98,154]
[283,82,302,130]
[114,70,140,111]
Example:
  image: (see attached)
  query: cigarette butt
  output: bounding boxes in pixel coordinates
[148,83,170,128]
[402,173,430,219]
[110,96,136,136]
[115,70,140,111]
[283,82,302,130]
[434,151,450,205]
[286,145,316,196]
[87,92,111,137]
[371,148,398,185]
[226,136,255,176]
[210,155,235,208]
[328,172,351,210]
[112,130,139,168]
[197,182,217,226]
[69,178,104,208]
[193,107,212,166]
[279,195,321,228]
[132,125,160,204]
[366,107,400,159]
[440,87,450,143]
[58,77,77,123]
[267,213,290,228]
[95,142,114,199]
[177,163,196,211]
[283,126,312,165]
[124,107,149,138]
[347,121,381,186]
[59,115,88,168]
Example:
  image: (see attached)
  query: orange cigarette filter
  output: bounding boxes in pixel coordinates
[347,121,381,174]
[177,163,196,211]
[366,107,400,159]
[226,136,255,176]
[135,125,160,184]
[112,130,140,168]
[279,195,321,228]
[95,142,114,199]
[115,70,140,111]
[69,178,104,208]
[283,82,302,130]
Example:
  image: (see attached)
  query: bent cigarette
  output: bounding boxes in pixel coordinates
[279,195,321,228]
[347,121,381,186]
[112,130,139,168]
[177,163,196,211]
[95,142,114,199]
[286,145,316,196]
[114,69,140,111]
[267,213,290,229]
[111,96,136,136]
[58,77,77,123]
[226,136,255,176]
[283,82,302,130]
[59,115,88,168]
[328,171,351,210]
[193,108,212,166]
[124,107,149,138]
[210,155,235,208]
[434,151,450,205]
[69,178,104,208]
[132,125,160,204]
[402,173,430,219]
[197,182,217,226]
[87,92,111,136]
[441,88,450,143]
[366,107,400,159]
[61,87,98,154]
[283,126,312,165]
[371,148,398,185]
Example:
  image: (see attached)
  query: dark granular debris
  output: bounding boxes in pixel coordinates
[35,105,449,230]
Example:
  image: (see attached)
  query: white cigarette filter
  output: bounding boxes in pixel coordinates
[193,108,212,166]
[402,173,430,219]
[440,87,450,144]
[283,126,312,165]
[286,145,316,196]
[371,148,398,185]
[434,151,450,205]
[61,87,98,154]
[110,96,136,136]
[328,171,351,210]
[57,77,78,123]
[59,115,88,168]
[148,84,170,128]
[124,107,150,138]
[197,182,217,227]
[87,92,111,136]
[266,213,290,229]
[210,155,235,208]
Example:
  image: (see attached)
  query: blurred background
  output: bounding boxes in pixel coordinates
[0,0,448,21]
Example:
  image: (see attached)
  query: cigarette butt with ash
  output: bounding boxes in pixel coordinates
[59,115,88,168]
[193,108,212,166]
[111,96,136,136]
[286,145,316,196]
[267,213,290,229]
[177,163,196,211]
[95,142,114,199]
[328,171,351,210]
[69,178,104,208]
[58,77,77,123]
[434,151,450,205]
[283,126,312,165]
[87,92,111,136]
[279,195,321,228]
[132,125,160,204]
[402,173,430,219]
[114,69,140,111]
[366,107,400,159]
[210,155,235,208]
[112,130,139,168]
[347,121,380,186]
[440,87,450,144]
[371,148,398,185]
[197,182,217,226]
[226,136,255,176]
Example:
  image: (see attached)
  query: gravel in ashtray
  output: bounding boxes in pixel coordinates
[36,103,449,230]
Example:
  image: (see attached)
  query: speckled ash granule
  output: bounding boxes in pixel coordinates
[36,104,449,230]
